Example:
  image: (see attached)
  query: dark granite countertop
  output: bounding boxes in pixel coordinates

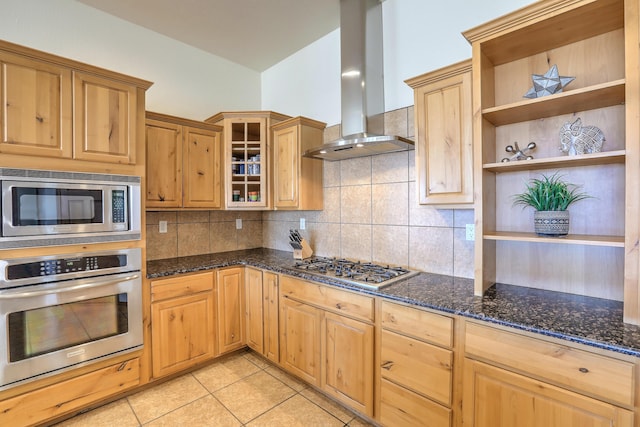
[147,248,640,358]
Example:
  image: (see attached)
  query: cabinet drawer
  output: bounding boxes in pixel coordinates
[381,329,453,406]
[380,379,451,427]
[151,271,214,302]
[0,358,139,427]
[465,322,635,407]
[280,276,374,322]
[381,300,453,347]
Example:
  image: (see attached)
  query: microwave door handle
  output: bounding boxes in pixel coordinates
[0,273,140,299]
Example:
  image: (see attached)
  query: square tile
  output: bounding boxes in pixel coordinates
[340,224,372,261]
[54,399,139,427]
[127,374,208,424]
[177,222,210,256]
[299,387,357,423]
[341,157,372,186]
[246,394,343,427]
[193,352,261,393]
[341,185,371,224]
[213,371,296,423]
[264,366,308,392]
[372,182,409,226]
[145,395,240,427]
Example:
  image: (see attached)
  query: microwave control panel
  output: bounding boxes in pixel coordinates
[112,189,126,224]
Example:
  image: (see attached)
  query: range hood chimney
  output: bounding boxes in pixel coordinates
[303,0,414,161]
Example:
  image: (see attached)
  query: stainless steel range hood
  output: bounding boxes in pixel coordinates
[303,0,414,161]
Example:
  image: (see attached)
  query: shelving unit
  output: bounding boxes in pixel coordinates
[463,0,640,321]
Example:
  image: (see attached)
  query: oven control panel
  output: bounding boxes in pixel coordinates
[0,249,143,290]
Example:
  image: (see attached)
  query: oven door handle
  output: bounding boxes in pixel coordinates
[0,273,140,299]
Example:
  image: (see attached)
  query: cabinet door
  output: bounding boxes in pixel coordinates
[151,292,215,378]
[263,271,279,363]
[73,71,137,164]
[145,119,183,208]
[463,359,633,427]
[183,126,222,208]
[409,60,473,205]
[225,118,269,209]
[279,297,321,386]
[322,311,374,417]
[0,52,72,159]
[380,378,451,427]
[245,267,264,353]
[217,268,246,354]
[273,124,299,208]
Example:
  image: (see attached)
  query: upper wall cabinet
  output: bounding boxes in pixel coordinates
[206,111,290,210]
[271,116,325,211]
[463,0,640,323]
[0,40,151,170]
[146,112,223,209]
[0,52,73,158]
[406,60,473,207]
[73,72,138,164]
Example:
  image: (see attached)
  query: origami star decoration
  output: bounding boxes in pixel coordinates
[523,64,575,98]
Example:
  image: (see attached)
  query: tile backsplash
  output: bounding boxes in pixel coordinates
[146,106,475,279]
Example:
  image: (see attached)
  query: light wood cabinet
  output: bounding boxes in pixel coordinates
[379,301,454,427]
[206,111,290,210]
[271,116,325,210]
[0,358,139,427]
[150,272,216,378]
[0,39,151,170]
[463,0,640,318]
[463,359,633,427]
[146,112,223,209]
[0,51,72,159]
[280,296,322,386]
[463,321,635,427]
[280,275,375,416]
[73,72,138,164]
[217,267,246,354]
[405,59,473,206]
[263,271,280,363]
[245,267,280,362]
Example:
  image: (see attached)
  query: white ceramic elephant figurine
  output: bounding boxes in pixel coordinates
[559,118,605,155]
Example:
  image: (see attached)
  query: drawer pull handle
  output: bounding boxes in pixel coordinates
[578,367,589,373]
[381,361,394,371]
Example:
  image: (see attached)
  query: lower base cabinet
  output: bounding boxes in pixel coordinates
[0,358,139,427]
[279,276,375,417]
[217,267,246,354]
[150,272,216,378]
[245,268,280,363]
[380,378,451,427]
[463,359,633,427]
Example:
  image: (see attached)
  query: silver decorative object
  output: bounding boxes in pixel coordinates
[501,141,536,162]
[559,118,605,156]
[523,64,575,98]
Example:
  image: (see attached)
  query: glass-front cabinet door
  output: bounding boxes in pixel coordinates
[229,119,267,208]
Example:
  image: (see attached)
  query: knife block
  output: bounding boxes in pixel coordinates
[293,239,313,259]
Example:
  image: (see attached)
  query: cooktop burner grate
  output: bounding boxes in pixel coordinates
[292,256,419,289]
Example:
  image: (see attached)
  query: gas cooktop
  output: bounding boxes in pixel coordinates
[291,256,419,290]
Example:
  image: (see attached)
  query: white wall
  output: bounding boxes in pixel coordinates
[0,0,261,120]
[262,0,534,126]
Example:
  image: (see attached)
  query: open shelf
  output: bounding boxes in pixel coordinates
[483,150,625,172]
[483,231,624,248]
[482,80,625,126]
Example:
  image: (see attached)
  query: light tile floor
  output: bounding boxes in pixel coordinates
[54,350,373,426]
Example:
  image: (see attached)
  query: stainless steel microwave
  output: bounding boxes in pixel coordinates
[0,169,141,249]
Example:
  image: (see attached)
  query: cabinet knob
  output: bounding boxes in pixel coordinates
[381,361,394,371]
[578,367,589,373]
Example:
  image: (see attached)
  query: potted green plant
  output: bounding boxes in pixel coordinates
[512,172,591,236]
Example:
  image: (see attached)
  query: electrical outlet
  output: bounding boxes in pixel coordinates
[300,218,306,230]
[466,224,475,241]
[236,218,242,230]
[159,220,167,234]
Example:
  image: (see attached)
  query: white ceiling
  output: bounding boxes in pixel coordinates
[76,0,340,72]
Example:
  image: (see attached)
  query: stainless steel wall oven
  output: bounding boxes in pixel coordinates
[0,248,142,390]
